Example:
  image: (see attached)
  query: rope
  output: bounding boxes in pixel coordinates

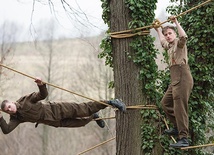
[127,104,158,110]
[0,63,110,107]
[110,25,152,36]
[160,0,213,25]
[77,136,116,155]
[110,30,150,38]
[0,64,159,111]
[156,111,177,143]
[162,117,177,143]
[110,0,212,38]
[94,116,115,121]
[181,143,214,150]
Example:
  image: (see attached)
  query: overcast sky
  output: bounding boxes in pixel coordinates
[0,0,169,41]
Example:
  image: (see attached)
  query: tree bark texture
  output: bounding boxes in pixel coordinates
[110,0,146,154]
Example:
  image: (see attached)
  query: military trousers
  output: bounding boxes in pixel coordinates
[40,101,107,128]
[161,64,193,139]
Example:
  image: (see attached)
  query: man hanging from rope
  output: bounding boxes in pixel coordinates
[0,78,126,134]
[154,16,194,148]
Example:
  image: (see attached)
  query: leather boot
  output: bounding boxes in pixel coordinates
[170,137,189,148]
[93,113,105,128]
[164,128,178,136]
[108,99,126,112]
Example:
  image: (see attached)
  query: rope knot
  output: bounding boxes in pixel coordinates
[152,19,162,29]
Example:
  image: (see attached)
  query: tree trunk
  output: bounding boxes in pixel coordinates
[110,0,146,154]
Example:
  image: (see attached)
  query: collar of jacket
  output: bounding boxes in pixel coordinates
[14,102,21,110]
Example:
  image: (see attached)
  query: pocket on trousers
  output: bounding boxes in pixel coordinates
[170,66,181,85]
[171,80,180,86]
[171,81,181,100]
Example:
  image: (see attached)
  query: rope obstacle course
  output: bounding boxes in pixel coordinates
[0,0,213,153]
[1,63,213,153]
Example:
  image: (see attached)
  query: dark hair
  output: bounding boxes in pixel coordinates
[162,26,176,34]
[1,100,9,111]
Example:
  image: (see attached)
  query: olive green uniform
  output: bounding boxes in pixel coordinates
[0,84,106,134]
[161,36,194,139]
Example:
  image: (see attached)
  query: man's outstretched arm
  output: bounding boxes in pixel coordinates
[0,113,20,134]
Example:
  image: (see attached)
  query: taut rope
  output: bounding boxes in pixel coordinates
[0,63,110,107]
[110,0,212,38]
